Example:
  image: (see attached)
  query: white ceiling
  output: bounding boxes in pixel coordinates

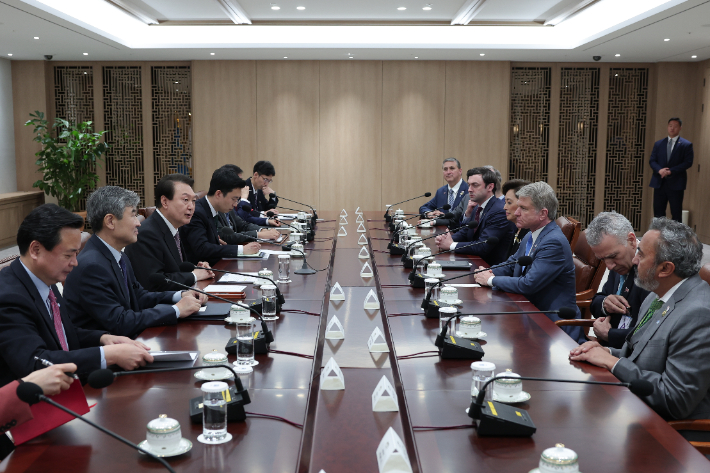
[0,0,709,62]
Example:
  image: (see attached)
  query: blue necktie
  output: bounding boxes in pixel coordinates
[448,189,455,207]
[617,275,627,295]
[119,254,130,303]
[522,237,532,273]
[666,138,672,163]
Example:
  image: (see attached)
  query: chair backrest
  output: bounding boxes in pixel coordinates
[0,255,18,271]
[555,215,581,251]
[138,207,156,219]
[195,190,207,200]
[137,214,145,223]
[700,263,710,286]
[573,230,606,296]
[79,232,91,253]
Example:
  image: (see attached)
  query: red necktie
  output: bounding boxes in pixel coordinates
[48,290,68,351]
[474,206,483,226]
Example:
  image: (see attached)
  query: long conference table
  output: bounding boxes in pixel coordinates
[2,211,708,472]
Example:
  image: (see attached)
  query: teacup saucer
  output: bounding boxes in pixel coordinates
[456,331,487,340]
[197,433,232,445]
[138,438,192,457]
[194,370,234,381]
[440,299,463,306]
[493,390,531,404]
[529,469,582,473]
[423,273,445,279]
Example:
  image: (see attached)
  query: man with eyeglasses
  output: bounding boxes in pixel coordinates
[236,161,282,227]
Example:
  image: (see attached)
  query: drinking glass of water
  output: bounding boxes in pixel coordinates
[278,254,291,283]
[233,322,254,373]
[198,381,232,444]
[261,284,278,321]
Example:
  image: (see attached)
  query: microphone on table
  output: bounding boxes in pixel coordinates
[401,220,478,267]
[433,306,577,359]
[266,210,314,241]
[148,274,274,351]
[409,237,499,288]
[16,382,176,473]
[219,225,292,249]
[86,364,252,425]
[178,261,284,305]
[270,192,318,224]
[467,375,653,437]
[421,256,533,318]
[388,204,450,252]
[384,192,432,223]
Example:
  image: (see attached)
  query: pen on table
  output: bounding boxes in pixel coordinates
[34,356,80,380]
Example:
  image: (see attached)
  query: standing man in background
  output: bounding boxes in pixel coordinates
[649,117,693,222]
[419,158,468,220]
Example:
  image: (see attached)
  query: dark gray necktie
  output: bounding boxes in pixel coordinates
[119,254,130,302]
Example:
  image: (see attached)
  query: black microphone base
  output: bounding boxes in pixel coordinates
[190,386,247,424]
[385,215,392,223]
[390,244,406,256]
[423,299,460,318]
[402,254,414,269]
[307,232,315,242]
[389,222,396,231]
[440,336,484,360]
[294,267,317,275]
[226,333,270,355]
[409,272,427,288]
[469,401,536,437]
[248,300,282,315]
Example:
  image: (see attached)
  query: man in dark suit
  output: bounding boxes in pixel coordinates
[182,168,261,265]
[571,218,710,421]
[236,161,282,227]
[65,186,206,338]
[586,212,650,348]
[435,167,516,266]
[125,174,214,292]
[649,117,693,222]
[419,157,469,220]
[473,182,583,342]
[0,204,154,388]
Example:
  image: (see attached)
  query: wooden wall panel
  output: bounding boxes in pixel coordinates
[382,61,446,214]
[192,61,257,193]
[692,63,710,242]
[444,61,510,177]
[12,61,48,192]
[319,61,382,214]
[256,61,320,211]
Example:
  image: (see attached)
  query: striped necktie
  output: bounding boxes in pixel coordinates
[448,189,455,207]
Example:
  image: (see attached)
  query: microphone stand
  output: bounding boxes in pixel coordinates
[384,193,432,223]
[388,204,450,250]
[399,220,475,265]
[409,238,496,288]
[272,194,318,226]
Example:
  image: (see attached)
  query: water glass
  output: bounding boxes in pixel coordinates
[201,381,229,443]
[278,254,291,283]
[439,306,457,335]
[425,278,440,302]
[471,361,496,402]
[236,321,256,367]
[261,284,278,320]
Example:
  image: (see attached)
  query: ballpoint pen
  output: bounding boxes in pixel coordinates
[34,356,80,380]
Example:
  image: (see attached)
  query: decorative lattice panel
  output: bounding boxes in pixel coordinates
[53,66,95,213]
[556,68,600,228]
[151,66,192,187]
[509,67,551,183]
[103,66,145,206]
[605,68,649,231]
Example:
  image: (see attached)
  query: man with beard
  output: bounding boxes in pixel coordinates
[586,212,650,348]
[570,218,710,421]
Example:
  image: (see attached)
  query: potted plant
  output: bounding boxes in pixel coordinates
[25,111,109,217]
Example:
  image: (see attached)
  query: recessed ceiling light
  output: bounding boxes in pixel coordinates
[284,56,288,58]
[615,74,618,77]
[615,53,620,57]
[397,7,406,10]
[414,56,419,59]
[692,55,698,58]
[34,36,39,40]
[83,52,88,55]
[84,72,87,74]
[480,53,485,56]
[349,56,354,59]
[423,5,432,10]
[297,6,305,10]
[664,38,670,41]
[7,53,12,57]
[210,52,215,55]
[271,5,280,10]
[174,81,179,84]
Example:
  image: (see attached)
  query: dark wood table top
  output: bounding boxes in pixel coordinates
[3,211,707,472]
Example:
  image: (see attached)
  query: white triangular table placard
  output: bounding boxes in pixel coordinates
[320,357,345,390]
[325,315,345,339]
[340,209,348,217]
[338,226,348,237]
[372,375,398,412]
[368,326,389,353]
[330,282,345,301]
[356,214,364,223]
[357,222,366,233]
[376,427,412,473]
[340,216,348,225]
[358,246,370,259]
[358,234,368,245]
[355,207,362,215]
[360,261,373,278]
[363,288,379,309]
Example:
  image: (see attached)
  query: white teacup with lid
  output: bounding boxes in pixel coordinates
[493,369,523,401]
[200,350,231,379]
[440,285,458,303]
[419,219,433,228]
[426,262,442,277]
[458,316,481,338]
[290,242,305,257]
[256,269,273,288]
[416,245,432,257]
[141,414,191,456]
[227,304,252,324]
[529,443,581,473]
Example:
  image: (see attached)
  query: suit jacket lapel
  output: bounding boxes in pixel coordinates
[153,213,183,264]
[11,260,63,348]
[199,198,220,244]
[89,235,130,304]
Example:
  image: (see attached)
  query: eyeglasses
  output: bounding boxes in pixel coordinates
[260,176,273,184]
